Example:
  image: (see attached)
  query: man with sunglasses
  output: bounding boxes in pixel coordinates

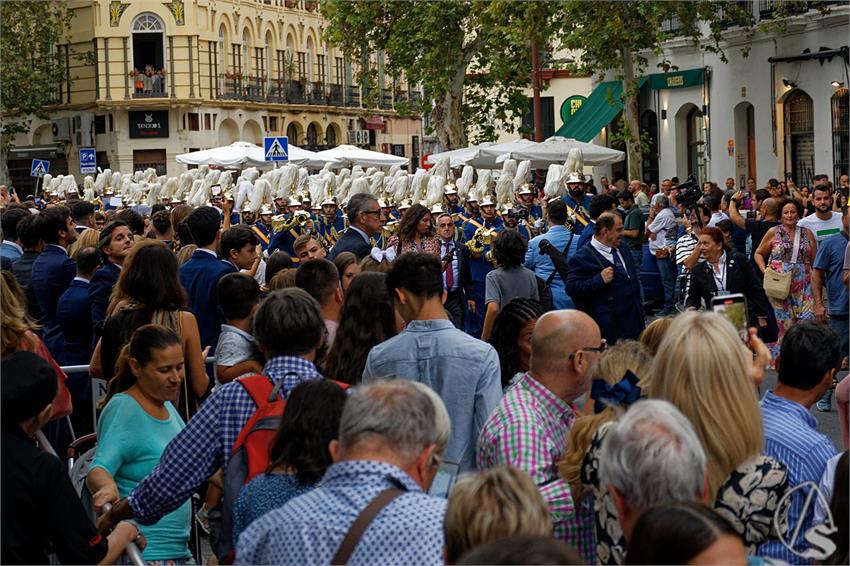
[329,193,385,261]
[477,310,604,564]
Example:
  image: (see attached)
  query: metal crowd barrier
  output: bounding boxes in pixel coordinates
[60,358,216,436]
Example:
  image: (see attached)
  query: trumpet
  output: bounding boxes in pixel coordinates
[272,210,311,233]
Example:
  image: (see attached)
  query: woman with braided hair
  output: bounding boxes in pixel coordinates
[487,298,544,389]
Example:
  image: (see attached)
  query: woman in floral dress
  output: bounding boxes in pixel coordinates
[386,203,441,257]
[755,198,817,360]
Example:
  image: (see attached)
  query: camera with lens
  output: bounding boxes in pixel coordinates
[507,207,529,222]
[675,175,701,209]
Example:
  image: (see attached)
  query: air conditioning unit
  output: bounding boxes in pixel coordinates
[75,112,95,147]
[52,117,72,141]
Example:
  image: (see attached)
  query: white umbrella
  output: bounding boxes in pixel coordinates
[454,139,537,169]
[426,142,497,168]
[492,136,625,168]
[176,141,340,169]
[315,144,408,168]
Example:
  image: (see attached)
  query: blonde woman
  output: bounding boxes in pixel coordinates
[648,311,787,553]
[68,227,101,258]
[444,466,552,564]
[559,341,652,565]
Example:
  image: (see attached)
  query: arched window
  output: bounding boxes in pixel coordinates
[784,90,814,187]
[686,106,706,184]
[242,29,251,76]
[286,122,299,146]
[325,124,337,147]
[640,109,658,186]
[130,12,165,85]
[832,88,848,184]
[306,123,319,147]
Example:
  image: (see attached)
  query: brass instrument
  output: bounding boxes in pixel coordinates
[272,210,311,233]
[464,227,495,259]
[381,219,399,239]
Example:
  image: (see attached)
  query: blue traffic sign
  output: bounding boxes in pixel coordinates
[80,148,97,174]
[31,159,50,178]
[264,136,289,162]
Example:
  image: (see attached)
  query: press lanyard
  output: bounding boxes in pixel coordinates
[711,256,727,292]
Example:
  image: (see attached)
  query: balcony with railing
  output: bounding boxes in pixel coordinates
[347,85,361,107]
[308,81,326,104]
[131,70,168,98]
[328,84,344,106]
[380,89,393,109]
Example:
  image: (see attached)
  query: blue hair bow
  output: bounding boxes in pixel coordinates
[590,370,642,413]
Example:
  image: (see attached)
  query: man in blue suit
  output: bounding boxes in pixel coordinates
[30,206,78,359]
[58,246,100,365]
[329,193,385,261]
[57,246,100,436]
[525,200,579,309]
[89,220,134,340]
[180,206,237,352]
[565,212,645,344]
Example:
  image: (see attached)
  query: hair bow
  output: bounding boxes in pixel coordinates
[370,246,397,263]
[590,370,642,413]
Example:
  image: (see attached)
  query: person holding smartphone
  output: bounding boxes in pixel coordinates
[686,227,776,342]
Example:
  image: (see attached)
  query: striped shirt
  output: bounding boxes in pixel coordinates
[758,391,836,564]
[477,373,595,563]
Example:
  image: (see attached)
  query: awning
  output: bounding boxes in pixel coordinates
[647,67,705,90]
[554,78,647,142]
[8,144,64,159]
[364,116,385,131]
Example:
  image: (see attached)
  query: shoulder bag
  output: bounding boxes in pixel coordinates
[331,488,404,565]
[762,226,799,300]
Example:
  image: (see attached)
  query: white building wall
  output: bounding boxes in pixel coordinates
[595,4,848,186]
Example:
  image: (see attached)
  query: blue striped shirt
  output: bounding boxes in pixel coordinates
[758,391,836,564]
[128,356,323,525]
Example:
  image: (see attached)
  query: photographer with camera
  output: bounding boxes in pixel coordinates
[729,189,779,267]
[525,200,578,310]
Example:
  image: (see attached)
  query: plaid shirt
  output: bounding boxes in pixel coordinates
[128,356,322,525]
[477,372,595,563]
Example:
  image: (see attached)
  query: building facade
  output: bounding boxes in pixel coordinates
[8,0,423,193]
[566,1,849,188]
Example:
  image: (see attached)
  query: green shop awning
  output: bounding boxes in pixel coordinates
[647,67,705,90]
[555,77,647,142]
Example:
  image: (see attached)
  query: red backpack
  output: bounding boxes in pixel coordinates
[217,374,348,562]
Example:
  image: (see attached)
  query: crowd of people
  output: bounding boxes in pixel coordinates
[0,164,848,566]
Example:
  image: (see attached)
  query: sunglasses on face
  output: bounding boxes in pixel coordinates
[567,339,608,360]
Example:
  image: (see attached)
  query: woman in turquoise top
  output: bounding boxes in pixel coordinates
[88,324,192,563]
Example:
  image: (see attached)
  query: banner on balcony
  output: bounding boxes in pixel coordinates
[129,111,169,139]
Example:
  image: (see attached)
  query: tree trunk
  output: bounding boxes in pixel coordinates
[621,49,643,182]
[430,62,467,150]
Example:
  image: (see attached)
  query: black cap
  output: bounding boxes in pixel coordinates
[2,351,58,427]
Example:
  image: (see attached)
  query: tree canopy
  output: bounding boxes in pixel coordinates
[0,0,75,182]
[321,0,568,150]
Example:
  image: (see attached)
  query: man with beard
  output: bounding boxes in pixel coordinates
[251,205,274,252]
[240,205,255,227]
[444,184,464,215]
[317,195,347,248]
[462,194,504,338]
[798,184,843,245]
[273,195,287,215]
[500,205,533,240]
[516,184,543,223]
[561,171,592,235]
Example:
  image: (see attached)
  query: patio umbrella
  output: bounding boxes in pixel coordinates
[425,142,497,168]
[491,136,625,168]
[176,141,340,169]
[315,144,408,168]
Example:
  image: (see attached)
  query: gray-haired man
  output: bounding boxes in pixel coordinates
[237,380,450,565]
[599,399,707,548]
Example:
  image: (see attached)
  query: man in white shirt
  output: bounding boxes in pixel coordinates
[798,184,843,244]
[647,195,678,316]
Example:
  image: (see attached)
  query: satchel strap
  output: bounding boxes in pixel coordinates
[331,488,404,565]
[544,234,575,286]
[790,226,801,264]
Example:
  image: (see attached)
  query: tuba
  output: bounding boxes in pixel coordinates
[272,210,311,233]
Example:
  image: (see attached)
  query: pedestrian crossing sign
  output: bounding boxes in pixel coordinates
[31,159,50,178]
[264,136,289,162]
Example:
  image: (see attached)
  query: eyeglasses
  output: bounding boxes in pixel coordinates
[362,209,382,216]
[567,339,608,360]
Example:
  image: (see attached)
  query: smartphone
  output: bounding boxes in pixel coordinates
[711,293,748,341]
[428,461,461,498]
